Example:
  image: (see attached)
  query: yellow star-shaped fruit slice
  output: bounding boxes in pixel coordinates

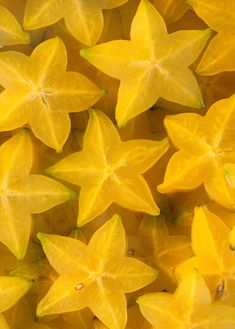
[177,206,235,305]
[46,109,169,226]
[36,215,158,329]
[0,130,76,260]
[23,0,128,46]
[0,5,30,46]
[158,94,235,211]
[0,275,33,329]
[0,37,103,151]
[135,216,192,287]
[188,0,235,75]
[80,0,211,126]
[138,270,235,329]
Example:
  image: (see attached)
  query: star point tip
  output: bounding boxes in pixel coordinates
[80,48,89,58]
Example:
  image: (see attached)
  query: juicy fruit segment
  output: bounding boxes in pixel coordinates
[81,0,211,126]
[188,0,235,75]
[138,271,235,329]
[0,275,33,329]
[36,215,158,329]
[0,5,30,46]
[176,206,235,303]
[152,0,189,25]
[0,276,33,313]
[134,216,193,290]
[158,94,235,210]
[0,0,235,328]
[23,0,128,46]
[46,109,169,226]
[0,37,103,151]
[0,130,76,259]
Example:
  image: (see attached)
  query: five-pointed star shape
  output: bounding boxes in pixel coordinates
[135,216,192,288]
[0,275,33,329]
[46,109,169,226]
[0,37,103,151]
[23,0,128,46]
[177,206,235,305]
[0,130,76,259]
[0,5,30,47]
[37,215,158,329]
[80,0,211,126]
[137,270,235,329]
[158,94,235,211]
[188,0,235,75]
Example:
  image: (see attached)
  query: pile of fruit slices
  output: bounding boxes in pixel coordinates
[0,0,235,328]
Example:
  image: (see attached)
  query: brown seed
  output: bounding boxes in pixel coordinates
[215,281,224,299]
[75,283,84,291]
[127,248,135,256]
